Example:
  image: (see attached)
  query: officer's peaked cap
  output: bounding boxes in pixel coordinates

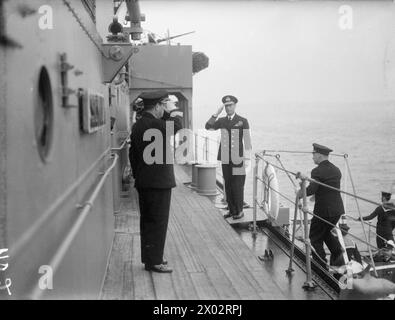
[312,143,333,156]
[381,191,392,198]
[222,95,238,105]
[139,90,169,108]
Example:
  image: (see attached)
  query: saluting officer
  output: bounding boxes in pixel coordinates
[129,91,183,273]
[205,95,252,220]
[298,143,345,268]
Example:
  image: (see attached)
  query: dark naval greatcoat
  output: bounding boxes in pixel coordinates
[129,111,182,266]
[306,159,345,267]
[306,159,345,218]
[130,111,182,189]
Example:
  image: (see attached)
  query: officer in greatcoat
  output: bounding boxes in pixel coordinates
[205,95,252,220]
[298,143,345,268]
[129,91,183,273]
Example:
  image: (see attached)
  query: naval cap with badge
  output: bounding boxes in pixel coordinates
[222,95,238,105]
[381,191,392,199]
[139,90,169,109]
[312,143,333,156]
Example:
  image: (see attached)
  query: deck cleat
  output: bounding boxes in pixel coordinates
[285,267,294,275]
[302,281,317,291]
[258,249,271,261]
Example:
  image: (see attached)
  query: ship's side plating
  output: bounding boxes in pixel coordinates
[0,0,130,299]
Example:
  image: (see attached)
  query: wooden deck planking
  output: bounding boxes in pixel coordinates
[185,193,286,296]
[114,213,140,234]
[189,272,220,300]
[131,234,156,300]
[167,212,205,273]
[173,186,282,299]
[170,198,221,269]
[101,165,311,300]
[185,197,281,299]
[186,190,274,274]
[101,233,133,300]
[122,261,134,300]
[172,196,243,299]
[165,231,199,300]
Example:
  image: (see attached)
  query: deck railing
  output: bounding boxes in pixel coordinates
[252,151,391,289]
[187,132,391,289]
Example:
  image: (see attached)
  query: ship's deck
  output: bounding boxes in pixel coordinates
[100,165,332,300]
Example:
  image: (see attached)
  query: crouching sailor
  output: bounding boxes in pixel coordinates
[129,91,183,273]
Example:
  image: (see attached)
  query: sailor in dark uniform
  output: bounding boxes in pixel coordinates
[129,91,183,273]
[298,143,345,268]
[205,95,252,220]
[359,191,395,249]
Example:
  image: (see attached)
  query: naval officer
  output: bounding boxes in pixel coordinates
[205,95,252,220]
[298,143,345,268]
[129,91,183,273]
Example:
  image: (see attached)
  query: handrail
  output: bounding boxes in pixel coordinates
[273,154,298,190]
[259,176,389,246]
[256,154,382,207]
[111,137,130,152]
[10,147,111,258]
[30,153,119,299]
[255,152,380,278]
[261,149,348,158]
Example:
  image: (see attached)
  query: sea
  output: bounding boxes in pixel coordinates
[193,101,395,250]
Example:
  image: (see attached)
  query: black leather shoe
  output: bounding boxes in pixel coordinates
[145,264,173,273]
[232,211,244,220]
[330,254,345,267]
[223,213,232,219]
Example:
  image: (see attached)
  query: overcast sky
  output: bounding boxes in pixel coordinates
[135,1,395,106]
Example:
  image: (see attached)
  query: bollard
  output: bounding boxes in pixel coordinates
[196,164,218,196]
[194,133,198,162]
[191,162,200,188]
[204,136,209,162]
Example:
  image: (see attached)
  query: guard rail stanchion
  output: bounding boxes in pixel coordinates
[194,133,198,162]
[345,156,378,277]
[286,195,300,275]
[343,154,348,222]
[205,136,209,162]
[252,155,259,235]
[301,178,316,290]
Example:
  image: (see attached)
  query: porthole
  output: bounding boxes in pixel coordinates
[34,67,54,162]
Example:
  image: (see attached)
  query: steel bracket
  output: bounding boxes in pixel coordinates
[101,44,139,83]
